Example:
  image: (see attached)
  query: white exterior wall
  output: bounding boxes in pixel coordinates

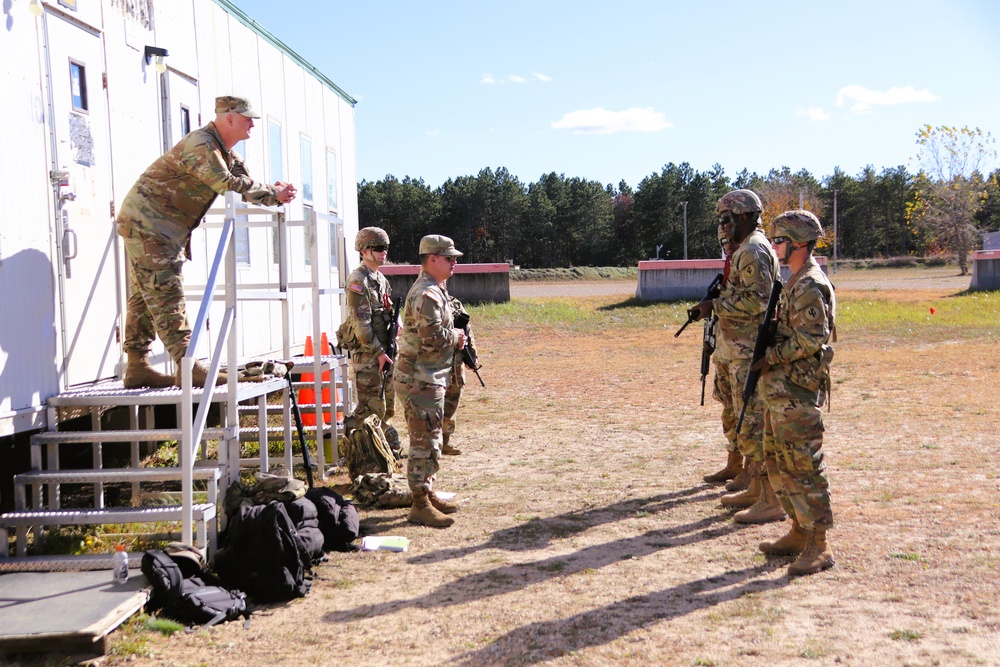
[0,0,359,436]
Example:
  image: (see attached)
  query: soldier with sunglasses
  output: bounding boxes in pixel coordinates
[344,227,399,449]
[689,189,784,524]
[755,211,836,576]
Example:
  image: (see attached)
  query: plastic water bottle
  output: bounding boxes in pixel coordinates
[112,544,129,584]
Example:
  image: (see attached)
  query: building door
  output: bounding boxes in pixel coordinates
[162,70,200,152]
[43,11,119,386]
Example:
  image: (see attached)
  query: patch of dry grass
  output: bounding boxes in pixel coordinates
[111,270,1000,667]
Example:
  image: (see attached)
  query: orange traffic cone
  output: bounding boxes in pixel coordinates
[320,333,332,424]
[299,336,316,426]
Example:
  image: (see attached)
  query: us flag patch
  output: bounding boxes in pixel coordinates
[349,283,364,294]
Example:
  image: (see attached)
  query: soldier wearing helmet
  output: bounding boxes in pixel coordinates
[343,227,399,450]
[690,189,784,525]
[754,209,837,576]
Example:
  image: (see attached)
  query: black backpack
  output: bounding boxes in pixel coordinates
[215,501,313,603]
[141,549,250,628]
[305,487,361,552]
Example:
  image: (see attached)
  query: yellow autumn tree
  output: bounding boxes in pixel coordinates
[909,125,997,275]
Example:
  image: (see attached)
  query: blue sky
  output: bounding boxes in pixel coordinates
[231,0,1000,189]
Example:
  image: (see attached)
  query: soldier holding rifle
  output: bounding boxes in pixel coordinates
[754,211,836,576]
[689,189,784,524]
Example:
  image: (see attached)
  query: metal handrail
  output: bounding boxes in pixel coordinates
[176,195,347,546]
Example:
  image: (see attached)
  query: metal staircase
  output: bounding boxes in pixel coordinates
[0,194,352,572]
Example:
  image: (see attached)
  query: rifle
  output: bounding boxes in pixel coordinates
[281,361,314,489]
[453,312,485,388]
[674,273,724,337]
[735,279,783,434]
[379,296,402,399]
[699,313,717,406]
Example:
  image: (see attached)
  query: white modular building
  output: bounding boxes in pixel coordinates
[0,0,360,439]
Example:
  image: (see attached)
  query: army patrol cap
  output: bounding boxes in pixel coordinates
[215,95,261,118]
[717,189,763,216]
[772,210,824,243]
[355,226,390,251]
[419,234,463,257]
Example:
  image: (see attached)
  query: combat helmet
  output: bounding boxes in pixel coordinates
[771,210,823,243]
[355,227,390,251]
[717,189,763,216]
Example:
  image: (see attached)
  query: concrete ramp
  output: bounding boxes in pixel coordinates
[0,569,148,657]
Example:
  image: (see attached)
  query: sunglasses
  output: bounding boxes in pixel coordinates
[718,213,734,226]
[771,236,791,245]
[436,254,458,264]
[368,245,389,252]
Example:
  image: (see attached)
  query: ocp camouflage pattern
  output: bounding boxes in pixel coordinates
[760,255,836,531]
[346,263,395,422]
[714,227,780,361]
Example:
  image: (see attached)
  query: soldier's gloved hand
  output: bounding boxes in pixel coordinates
[689,300,714,322]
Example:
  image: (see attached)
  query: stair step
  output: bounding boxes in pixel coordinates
[30,428,230,444]
[237,403,338,413]
[239,425,339,441]
[0,504,216,528]
[0,552,146,573]
[15,466,221,486]
[45,377,285,407]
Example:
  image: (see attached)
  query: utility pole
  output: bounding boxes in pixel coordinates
[833,189,838,274]
[681,201,688,260]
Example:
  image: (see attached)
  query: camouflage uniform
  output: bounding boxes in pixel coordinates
[713,225,780,467]
[443,294,474,448]
[117,120,280,363]
[760,254,836,531]
[346,263,395,423]
[393,271,460,493]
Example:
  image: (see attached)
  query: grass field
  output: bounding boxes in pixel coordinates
[75,266,1000,667]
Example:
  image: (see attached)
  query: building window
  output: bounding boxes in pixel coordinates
[268,121,283,265]
[300,135,313,204]
[231,139,250,265]
[330,222,340,270]
[326,149,338,213]
[180,105,191,136]
[69,61,88,112]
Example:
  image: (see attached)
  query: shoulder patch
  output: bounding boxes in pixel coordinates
[349,283,364,294]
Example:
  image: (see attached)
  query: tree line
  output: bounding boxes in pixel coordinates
[358,127,999,272]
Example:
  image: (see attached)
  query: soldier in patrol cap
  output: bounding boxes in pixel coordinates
[393,235,467,527]
[344,227,399,449]
[755,210,837,576]
[116,95,297,388]
[690,189,785,524]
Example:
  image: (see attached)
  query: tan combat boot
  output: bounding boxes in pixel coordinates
[123,350,175,389]
[704,449,741,483]
[408,489,455,528]
[429,492,459,514]
[176,361,228,388]
[734,474,786,524]
[724,457,752,492]
[720,462,761,508]
[441,433,462,456]
[788,529,835,576]
[759,519,809,556]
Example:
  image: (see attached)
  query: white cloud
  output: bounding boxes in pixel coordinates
[797,106,830,121]
[426,130,441,138]
[551,107,672,134]
[835,85,940,114]
[481,72,552,85]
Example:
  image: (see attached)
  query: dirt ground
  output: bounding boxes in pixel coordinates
[104,266,998,667]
